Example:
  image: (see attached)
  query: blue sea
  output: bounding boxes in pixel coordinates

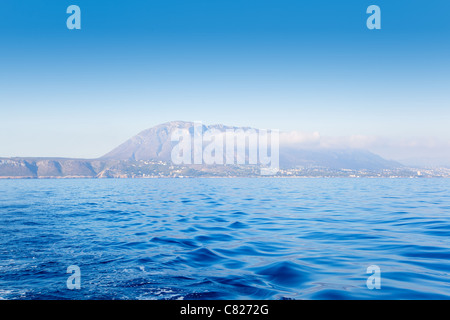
[0,178,449,300]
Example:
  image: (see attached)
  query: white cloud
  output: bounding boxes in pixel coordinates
[279,131,321,146]
[279,130,450,166]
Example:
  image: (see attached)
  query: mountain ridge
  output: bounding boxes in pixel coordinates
[0,121,416,178]
[101,121,401,170]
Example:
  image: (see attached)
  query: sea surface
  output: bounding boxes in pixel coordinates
[0,178,449,300]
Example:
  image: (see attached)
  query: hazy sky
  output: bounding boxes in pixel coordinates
[1,1,449,164]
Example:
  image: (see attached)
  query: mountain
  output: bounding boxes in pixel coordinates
[101,121,189,161]
[0,121,410,179]
[101,121,401,170]
[102,121,248,162]
[279,147,400,170]
[0,158,104,178]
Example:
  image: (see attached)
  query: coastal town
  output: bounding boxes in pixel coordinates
[2,158,449,179]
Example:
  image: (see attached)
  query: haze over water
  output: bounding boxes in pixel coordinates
[0,178,449,299]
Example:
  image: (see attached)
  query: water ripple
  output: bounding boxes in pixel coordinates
[0,178,449,299]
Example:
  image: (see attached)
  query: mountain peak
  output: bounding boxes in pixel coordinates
[100,121,401,170]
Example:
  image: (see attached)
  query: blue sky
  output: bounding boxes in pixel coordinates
[0,0,449,163]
